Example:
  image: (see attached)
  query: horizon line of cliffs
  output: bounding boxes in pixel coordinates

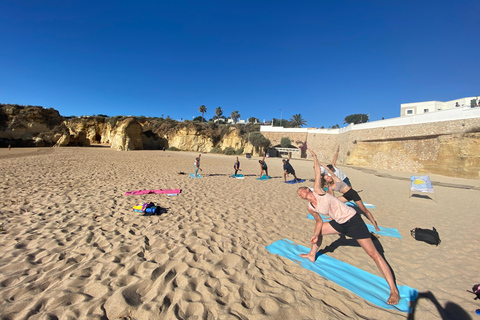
[0,104,260,154]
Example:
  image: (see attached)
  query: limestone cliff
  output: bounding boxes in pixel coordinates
[109,118,143,151]
[0,104,65,147]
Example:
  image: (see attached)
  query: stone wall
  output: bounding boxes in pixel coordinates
[261,114,480,179]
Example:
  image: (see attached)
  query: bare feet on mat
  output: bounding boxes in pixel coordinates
[299,253,316,263]
[387,291,400,305]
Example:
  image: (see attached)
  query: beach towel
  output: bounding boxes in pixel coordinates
[307,214,402,239]
[265,239,418,312]
[190,173,202,178]
[346,201,376,209]
[256,175,271,180]
[125,189,181,196]
[286,179,306,184]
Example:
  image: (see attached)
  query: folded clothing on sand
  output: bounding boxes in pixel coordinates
[266,239,417,313]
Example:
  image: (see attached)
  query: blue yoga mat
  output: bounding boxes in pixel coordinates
[307,214,402,239]
[231,174,243,178]
[190,173,202,178]
[256,175,271,180]
[266,239,418,313]
[286,179,306,184]
[346,201,376,209]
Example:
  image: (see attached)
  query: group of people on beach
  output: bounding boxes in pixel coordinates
[193,146,400,305]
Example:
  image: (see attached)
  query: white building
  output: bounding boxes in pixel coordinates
[401,96,479,116]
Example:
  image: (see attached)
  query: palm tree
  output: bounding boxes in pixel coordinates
[231,110,240,124]
[290,114,307,127]
[215,106,223,120]
[198,105,207,122]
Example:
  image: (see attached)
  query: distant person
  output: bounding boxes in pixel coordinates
[194,154,202,177]
[233,157,241,177]
[8,144,11,151]
[283,151,300,183]
[321,146,352,186]
[258,153,269,177]
[455,102,460,107]
[297,149,400,305]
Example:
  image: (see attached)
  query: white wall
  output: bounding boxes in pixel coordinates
[261,106,480,134]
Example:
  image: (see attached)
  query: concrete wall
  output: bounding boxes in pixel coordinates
[261,107,480,179]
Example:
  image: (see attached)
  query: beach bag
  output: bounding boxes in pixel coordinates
[133,202,155,213]
[410,227,441,246]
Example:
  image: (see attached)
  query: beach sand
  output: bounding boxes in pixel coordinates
[0,147,479,319]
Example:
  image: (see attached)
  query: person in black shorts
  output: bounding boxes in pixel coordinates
[283,151,300,183]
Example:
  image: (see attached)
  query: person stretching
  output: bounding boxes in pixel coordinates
[194,154,202,177]
[283,151,300,183]
[258,153,269,177]
[321,163,380,232]
[297,148,400,305]
[321,146,352,186]
[233,157,241,177]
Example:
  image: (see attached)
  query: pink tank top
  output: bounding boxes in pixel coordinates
[308,191,355,224]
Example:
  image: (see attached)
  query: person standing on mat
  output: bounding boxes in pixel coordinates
[233,157,241,177]
[320,164,380,232]
[194,154,202,177]
[296,148,400,305]
[258,152,269,178]
[283,151,300,183]
[321,146,352,186]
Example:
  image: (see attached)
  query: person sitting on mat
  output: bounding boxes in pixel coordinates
[320,163,380,232]
[321,145,352,186]
[233,157,241,177]
[283,151,300,183]
[194,154,202,177]
[258,152,269,177]
[297,148,400,305]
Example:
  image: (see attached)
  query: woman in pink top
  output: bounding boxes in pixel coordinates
[297,149,400,305]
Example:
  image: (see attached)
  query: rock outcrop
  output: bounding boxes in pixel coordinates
[0,104,65,147]
[109,118,143,151]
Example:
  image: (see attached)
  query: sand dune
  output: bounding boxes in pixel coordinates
[0,147,479,319]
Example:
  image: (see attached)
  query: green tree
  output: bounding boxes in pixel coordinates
[215,106,223,120]
[272,118,289,127]
[249,132,271,151]
[280,137,291,148]
[193,116,204,122]
[344,113,369,124]
[231,110,240,124]
[248,117,259,123]
[290,114,307,127]
[198,105,207,122]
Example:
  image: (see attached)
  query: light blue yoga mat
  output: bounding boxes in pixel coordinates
[266,239,418,313]
[256,175,271,180]
[286,179,306,184]
[307,214,402,239]
[231,174,243,178]
[346,201,376,209]
[190,173,202,178]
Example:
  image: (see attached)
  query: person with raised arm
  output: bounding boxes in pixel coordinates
[194,154,202,177]
[283,151,300,183]
[258,152,269,178]
[322,145,352,186]
[321,164,380,232]
[296,148,399,305]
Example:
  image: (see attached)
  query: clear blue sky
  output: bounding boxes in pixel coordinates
[1,0,478,128]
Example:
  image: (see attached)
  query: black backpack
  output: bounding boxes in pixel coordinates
[410,227,441,246]
[471,284,480,300]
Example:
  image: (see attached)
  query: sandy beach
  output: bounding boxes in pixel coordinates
[0,147,479,319]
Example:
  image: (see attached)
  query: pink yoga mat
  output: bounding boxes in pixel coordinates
[124,189,181,196]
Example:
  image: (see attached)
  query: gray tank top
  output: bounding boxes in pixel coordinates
[333,180,347,192]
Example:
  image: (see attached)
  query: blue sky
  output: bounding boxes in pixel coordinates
[1,0,478,128]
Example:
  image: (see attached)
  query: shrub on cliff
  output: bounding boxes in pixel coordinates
[249,132,270,151]
[223,147,236,155]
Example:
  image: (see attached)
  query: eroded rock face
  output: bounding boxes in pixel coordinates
[109,118,143,151]
[167,127,214,152]
[0,104,65,147]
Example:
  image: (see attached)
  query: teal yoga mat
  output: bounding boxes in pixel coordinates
[190,173,202,178]
[256,175,271,180]
[266,239,418,313]
[346,201,376,209]
[286,179,306,184]
[307,214,402,239]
